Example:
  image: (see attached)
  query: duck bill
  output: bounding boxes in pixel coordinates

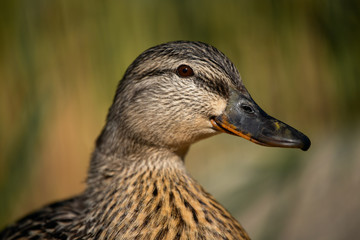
[211,89,311,151]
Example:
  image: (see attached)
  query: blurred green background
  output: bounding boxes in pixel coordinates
[1,0,359,239]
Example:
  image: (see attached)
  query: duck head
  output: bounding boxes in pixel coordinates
[100,41,310,155]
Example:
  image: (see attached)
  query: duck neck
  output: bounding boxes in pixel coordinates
[85,123,190,197]
[82,125,248,239]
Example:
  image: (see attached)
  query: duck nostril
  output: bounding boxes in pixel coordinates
[241,104,254,114]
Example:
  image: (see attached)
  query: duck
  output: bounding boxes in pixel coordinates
[0,41,310,240]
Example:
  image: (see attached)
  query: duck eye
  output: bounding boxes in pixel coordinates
[177,65,194,78]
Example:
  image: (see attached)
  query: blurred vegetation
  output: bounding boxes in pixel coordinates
[0,0,359,239]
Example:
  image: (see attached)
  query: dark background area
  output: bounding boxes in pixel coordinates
[1,1,359,239]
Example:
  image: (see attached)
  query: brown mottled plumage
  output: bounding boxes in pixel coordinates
[0,41,310,240]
